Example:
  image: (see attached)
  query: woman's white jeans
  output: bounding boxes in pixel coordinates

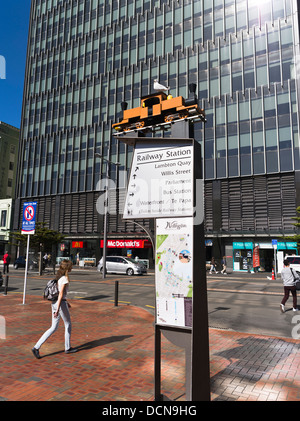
[34,300,71,351]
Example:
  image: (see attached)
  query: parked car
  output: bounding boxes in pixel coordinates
[98,256,147,276]
[13,256,38,270]
[285,256,300,273]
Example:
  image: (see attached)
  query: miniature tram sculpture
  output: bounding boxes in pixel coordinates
[112,83,206,135]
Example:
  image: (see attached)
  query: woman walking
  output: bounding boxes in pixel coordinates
[209,257,218,274]
[31,259,78,359]
[221,256,227,274]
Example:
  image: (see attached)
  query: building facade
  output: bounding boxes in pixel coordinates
[0,122,19,256]
[15,0,300,270]
[0,122,19,199]
[0,198,13,257]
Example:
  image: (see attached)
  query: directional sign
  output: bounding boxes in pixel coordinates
[123,140,194,219]
[21,202,37,234]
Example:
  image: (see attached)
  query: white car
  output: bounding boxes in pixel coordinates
[285,256,300,273]
[98,256,147,276]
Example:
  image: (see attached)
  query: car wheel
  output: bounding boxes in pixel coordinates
[100,267,107,274]
[126,268,134,276]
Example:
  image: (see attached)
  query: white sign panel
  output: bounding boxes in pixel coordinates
[21,201,37,234]
[123,141,193,219]
[155,217,193,328]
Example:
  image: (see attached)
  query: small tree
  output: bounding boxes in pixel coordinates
[10,222,65,274]
[281,206,300,249]
[291,206,300,228]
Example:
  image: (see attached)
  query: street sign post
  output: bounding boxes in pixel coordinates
[115,87,208,401]
[21,202,37,305]
[272,239,278,279]
[119,133,210,401]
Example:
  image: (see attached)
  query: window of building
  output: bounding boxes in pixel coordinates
[0,210,7,227]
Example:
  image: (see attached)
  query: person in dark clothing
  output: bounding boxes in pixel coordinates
[280,259,299,313]
[209,257,218,274]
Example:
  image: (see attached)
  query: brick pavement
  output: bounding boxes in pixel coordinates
[0,294,299,401]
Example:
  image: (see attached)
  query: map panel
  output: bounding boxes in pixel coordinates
[155,217,193,328]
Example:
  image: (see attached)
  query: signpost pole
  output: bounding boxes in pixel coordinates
[116,94,209,401]
[102,184,108,279]
[154,325,162,400]
[95,149,120,280]
[119,130,210,401]
[272,239,278,279]
[22,234,30,305]
[274,246,277,280]
[21,201,37,304]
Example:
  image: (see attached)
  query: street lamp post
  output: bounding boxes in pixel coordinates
[95,151,120,279]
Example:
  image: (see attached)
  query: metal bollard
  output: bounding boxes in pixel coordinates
[114,280,119,306]
[3,275,9,295]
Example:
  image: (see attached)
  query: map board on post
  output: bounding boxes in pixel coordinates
[119,135,210,400]
[122,138,206,332]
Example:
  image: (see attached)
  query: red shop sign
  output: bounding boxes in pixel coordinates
[72,241,85,248]
[100,239,151,249]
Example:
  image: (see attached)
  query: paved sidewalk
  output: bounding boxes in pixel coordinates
[0,294,299,401]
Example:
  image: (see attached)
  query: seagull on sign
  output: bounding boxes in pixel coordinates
[154,79,170,91]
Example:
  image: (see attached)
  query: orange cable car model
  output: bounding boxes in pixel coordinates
[112,83,206,134]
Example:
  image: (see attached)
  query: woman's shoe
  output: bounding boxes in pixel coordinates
[65,347,78,354]
[31,347,41,359]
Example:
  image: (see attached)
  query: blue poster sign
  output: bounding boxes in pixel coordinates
[21,202,37,234]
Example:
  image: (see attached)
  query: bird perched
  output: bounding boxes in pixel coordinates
[154,79,170,91]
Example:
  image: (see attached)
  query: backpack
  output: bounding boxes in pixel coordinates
[43,279,59,301]
[291,269,300,291]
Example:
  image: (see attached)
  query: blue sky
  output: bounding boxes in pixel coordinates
[0,1,31,129]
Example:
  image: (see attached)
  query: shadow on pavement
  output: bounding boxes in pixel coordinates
[211,336,298,400]
[42,335,133,358]
[77,335,133,351]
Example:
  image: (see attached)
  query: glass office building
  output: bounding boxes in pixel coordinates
[15,0,300,270]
